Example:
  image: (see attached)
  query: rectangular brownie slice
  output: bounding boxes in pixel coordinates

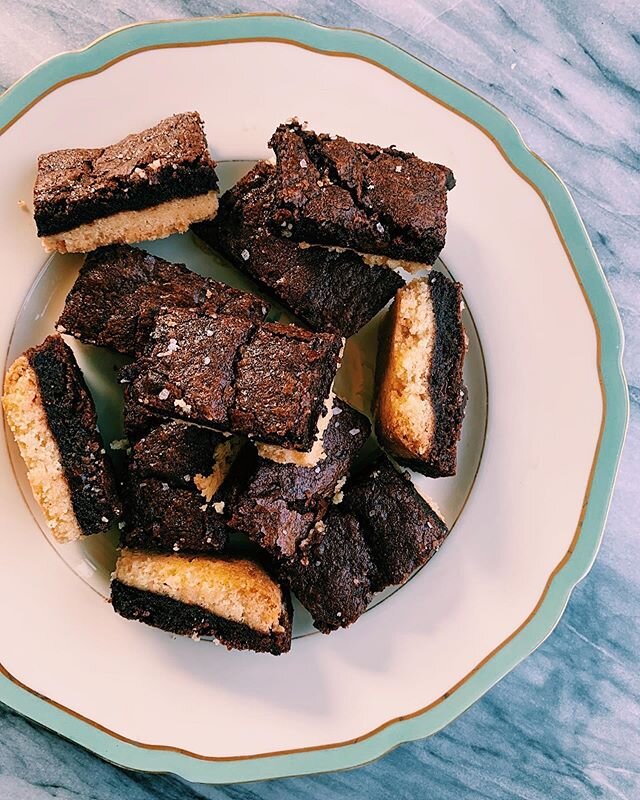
[111,549,292,654]
[121,421,239,554]
[375,273,467,477]
[34,112,219,254]
[284,509,376,633]
[229,321,343,450]
[268,120,455,271]
[193,162,404,337]
[225,398,370,560]
[3,335,122,542]
[56,244,268,356]
[343,454,449,591]
[125,309,343,450]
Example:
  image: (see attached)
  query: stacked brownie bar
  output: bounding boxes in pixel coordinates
[34,112,219,254]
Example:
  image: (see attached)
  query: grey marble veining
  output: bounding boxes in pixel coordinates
[0,1,638,798]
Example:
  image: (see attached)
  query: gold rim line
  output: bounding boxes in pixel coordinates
[0,25,608,765]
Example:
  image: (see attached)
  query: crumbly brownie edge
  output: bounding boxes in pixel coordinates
[111,579,292,655]
[41,192,218,254]
[2,356,83,543]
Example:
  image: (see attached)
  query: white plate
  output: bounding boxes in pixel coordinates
[0,15,626,783]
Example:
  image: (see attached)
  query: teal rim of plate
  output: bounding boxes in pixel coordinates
[0,14,628,784]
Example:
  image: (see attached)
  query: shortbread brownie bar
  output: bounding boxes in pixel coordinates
[225,398,370,560]
[344,455,449,591]
[193,162,404,336]
[34,112,219,253]
[125,309,343,451]
[57,245,267,355]
[268,120,455,271]
[112,549,292,654]
[375,273,467,477]
[3,335,122,542]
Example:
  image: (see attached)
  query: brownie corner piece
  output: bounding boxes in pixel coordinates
[344,454,449,590]
[376,272,467,477]
[3,334,122,542]
[231,321,343,450]
[268,120,454,267]
[285,508,375,633]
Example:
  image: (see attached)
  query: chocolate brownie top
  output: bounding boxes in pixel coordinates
[230,321,343,449]
[57,245,267,356]
[126,308,256,430]
[121,476,228,554]
[284,509,376,633]
[26,335,122,534]
[34,112,219,236]
[125,310,342,449]
[344,454,449,590]
[226,398,370,559]
[193,162,404,336]
[268,121,455,264]
[111,579,292,654]
[122,420,231,554]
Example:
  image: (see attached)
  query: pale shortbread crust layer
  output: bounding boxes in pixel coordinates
[377,278,436,458]
[193,438,242,503]
[41,191,219,254]
[115,549,285,634]
[256,391,335,467]
[298,242,427,274]
[2,356,83,543]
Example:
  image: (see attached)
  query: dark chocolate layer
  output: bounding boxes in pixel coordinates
[344,454,449,591]
[34,112,219,236]
[268,121,454,264]
[111,580,292,655]
[26,335,122,534]
[424,272,467,477]
[193,162,404,336]
[57,245,267,355]
[226,398,370,559]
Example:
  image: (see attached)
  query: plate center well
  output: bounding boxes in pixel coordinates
[5,161,487,639]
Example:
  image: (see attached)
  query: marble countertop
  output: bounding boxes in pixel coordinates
[0,1,637,798]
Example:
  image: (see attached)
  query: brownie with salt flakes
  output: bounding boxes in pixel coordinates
[124,309,342,450]
[268,120,455,269]
[284,509,376,633]
[230,321,343,451]
[193,161,404,336]
[56,245,268,356]
[121,421,234,554]
[343,454,449,591]
[34,112,220,254]
[225,398,370,560]
[3,335,122,543]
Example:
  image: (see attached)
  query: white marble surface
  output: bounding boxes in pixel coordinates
[0,1,638,797]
